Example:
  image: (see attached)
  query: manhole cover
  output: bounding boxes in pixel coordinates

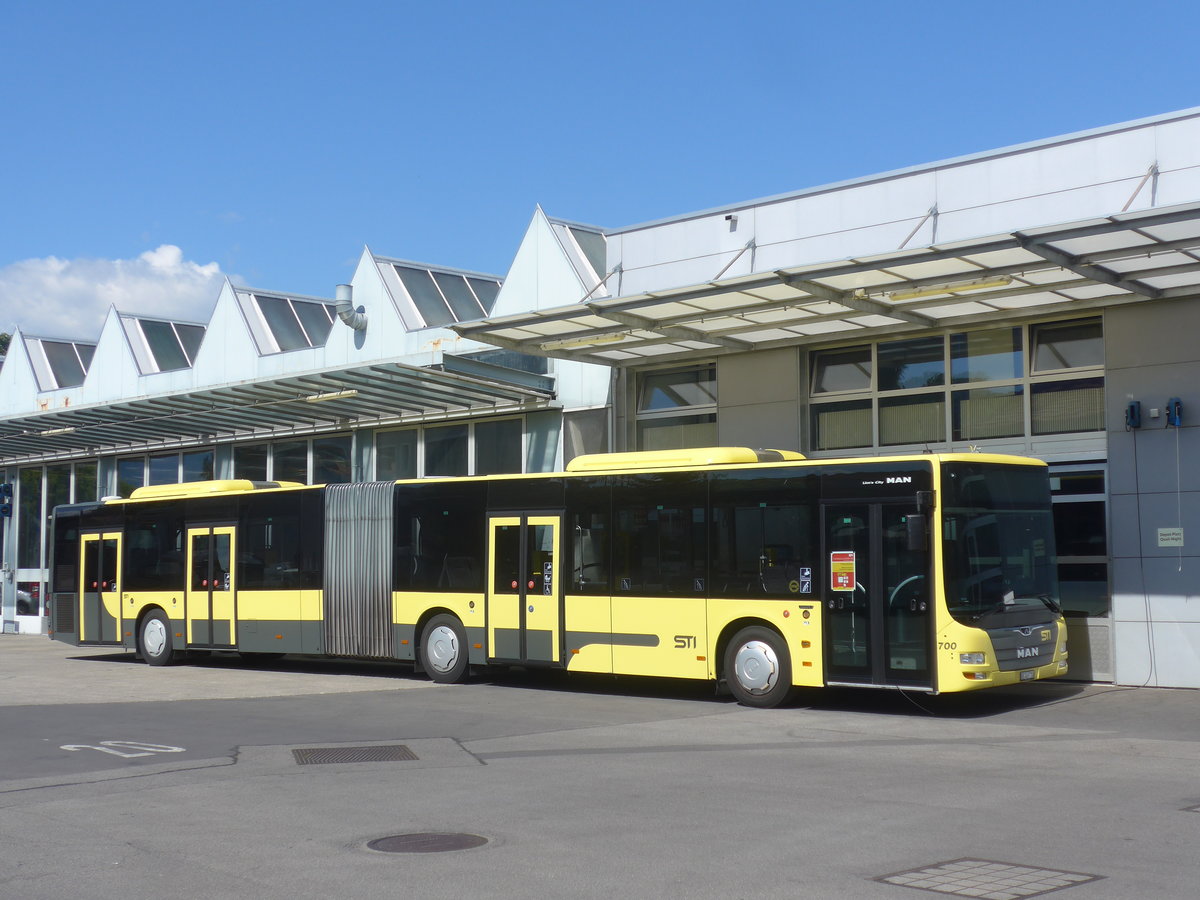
[367,833,488,853]
[878,858,1102,898]
[293,745,418,765]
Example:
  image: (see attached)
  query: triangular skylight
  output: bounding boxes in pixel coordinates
[24,336,96,390]
[235,289,338,355]
[375,256,503,329]
[120,314,207,374]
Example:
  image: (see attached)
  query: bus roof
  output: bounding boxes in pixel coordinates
[566,447,805,473]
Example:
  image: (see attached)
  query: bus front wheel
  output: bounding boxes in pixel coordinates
[724,626,793,708]
[420,615,469,684]
[140,610,175,667]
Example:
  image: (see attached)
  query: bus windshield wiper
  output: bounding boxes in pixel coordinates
[970,598,1013,621]
[1036,594,1062,614]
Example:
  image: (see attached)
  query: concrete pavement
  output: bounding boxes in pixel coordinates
[2,635,1198,899]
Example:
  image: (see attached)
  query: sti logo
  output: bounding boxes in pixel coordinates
[886,476,913,484]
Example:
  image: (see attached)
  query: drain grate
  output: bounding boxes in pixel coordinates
[367,833,488,853]
[292,745,418,765]
[878,858,1102,899]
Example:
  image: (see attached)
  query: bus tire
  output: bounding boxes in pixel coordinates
[140,610,175,667]
[724,626,793,708]
[420,614,469,684]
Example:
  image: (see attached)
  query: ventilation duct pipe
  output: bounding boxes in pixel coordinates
[335,283,367,331]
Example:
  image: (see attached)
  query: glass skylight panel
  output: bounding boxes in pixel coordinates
[433,272,486,321]
[292,300,335,347]
[75,343,95,369]
[256,295,310,352]
[176,323,205,362]
[466,277,500,313]
[140,319,190,372]
[41,340,88,388]
[395,266,454,327]
[252,295,334,353]
[569,227,607,278]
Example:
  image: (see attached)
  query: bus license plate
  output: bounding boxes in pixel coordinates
[1020,670,1035,681]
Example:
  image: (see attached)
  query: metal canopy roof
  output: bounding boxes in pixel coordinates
[0,358,554,466]
[452,202,1200,367]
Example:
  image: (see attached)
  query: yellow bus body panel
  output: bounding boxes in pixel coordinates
[706,598,825,687]
[610,595,708,679]
[563,594,614,674]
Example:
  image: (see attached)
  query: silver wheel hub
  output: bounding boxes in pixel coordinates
[426,625,460,673]
[143,618,168,658]
[733,640,778,694]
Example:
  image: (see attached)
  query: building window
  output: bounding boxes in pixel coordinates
[75,461,97,503]
[952,386,1024,441]
[234,445,269,481]
[879,394,945,445]
[811,346,871,394]
[1031,378,1105,435]
[1032,320,1103,371]
[148,453,178,485]
[635,364,717,450]
[376,430,418,480]
[117,457,146,498]
[564,408,609,464]
[116,450,215,497]
[375,418,528,480]
[18,467,44,568]
[425,424,468,476]
[312,435,352,484]
[475,419,523,476]
[1050,467,1108,619]
[877,336,944,391]
[272,441,309,483]
[182,450,214,482]
[10,463,99,589]
[808,317,1103,452]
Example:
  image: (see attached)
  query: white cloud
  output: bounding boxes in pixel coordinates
[0,246,228,340]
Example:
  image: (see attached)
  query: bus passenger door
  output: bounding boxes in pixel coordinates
[486,514,562,666]
[79,532,122,644]
[822,502,931,688]
[823,504,875,683]
[186,525,237,648]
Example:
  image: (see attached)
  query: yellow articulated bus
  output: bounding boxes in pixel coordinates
[48,447,1068,707]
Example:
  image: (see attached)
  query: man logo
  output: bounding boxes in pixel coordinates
[1017,646,1040,660]
[886,476,913,484]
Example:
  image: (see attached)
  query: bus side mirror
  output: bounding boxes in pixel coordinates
[906,513,927,552]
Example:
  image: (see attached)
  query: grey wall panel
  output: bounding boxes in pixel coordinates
[1120,557,1200,625]
[717,402,800,452]
[1115,619,1200,688]
[717,348,800,406]
[1105,300,1200,369]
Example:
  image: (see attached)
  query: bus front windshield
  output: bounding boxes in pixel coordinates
[941,462,1061,627]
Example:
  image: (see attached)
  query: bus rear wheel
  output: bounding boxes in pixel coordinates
[420,615,469,684]
[140,610,174,667]
[724,626,792,708]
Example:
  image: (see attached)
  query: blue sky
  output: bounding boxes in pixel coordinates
[2,0,1199,339]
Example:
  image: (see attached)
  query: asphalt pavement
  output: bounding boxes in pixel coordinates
[2,635,1198,899]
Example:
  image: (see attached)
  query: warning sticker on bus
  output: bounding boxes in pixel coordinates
[830,551,856,592]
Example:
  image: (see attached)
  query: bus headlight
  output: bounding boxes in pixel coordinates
[959,652,986,665]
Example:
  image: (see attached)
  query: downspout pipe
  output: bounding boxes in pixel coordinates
[335,283,367,331]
